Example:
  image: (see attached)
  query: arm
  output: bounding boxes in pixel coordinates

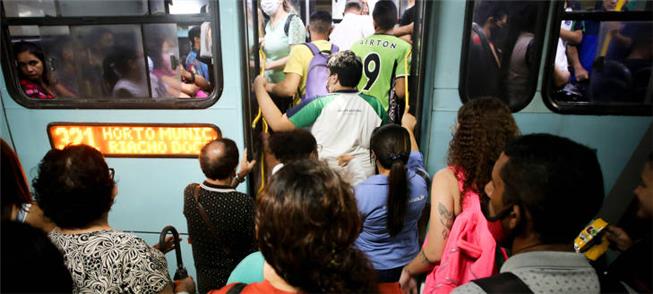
[393,23,414,37]
[401,111,418,152]
[180,66,212,92]
[253,75,296,131]
[265,56,290,71]
[266,73,301,98]
[566,45,589,81]
[559,28,582,45]
[231,148,256,187]
[394,77,406,99]
[52,83,77,98]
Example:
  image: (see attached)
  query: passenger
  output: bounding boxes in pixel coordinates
[553,0,583,88]
[214,160,380,293]
[266,11,338,107]
[351,0,412,121]
[33,144,193,293]
[104,46,149,98]
[355,112,428,282]
[393,0,415,44]
[330,1,374,51]
[603,153,652,293]
[184,138,256,293]
[400,98,518,294]
[452,134,604,293]
[268,129,318,174]
[1,221,73,293]
[181,26,212,92]
[1,139,54,232]
[51,37,80,96]
[254,51,388,186]
[79,27,115,96]
[14,41,76,99]
[260,0,307,84]
[501,3,538,109]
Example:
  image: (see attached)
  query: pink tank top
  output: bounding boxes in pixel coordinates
[422,166,498,294]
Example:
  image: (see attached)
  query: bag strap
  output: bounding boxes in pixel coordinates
[192,184,219,236]
[226,283,247,294]
[284,14,296,36]
[305,42,320,56]
[473,272,534,293]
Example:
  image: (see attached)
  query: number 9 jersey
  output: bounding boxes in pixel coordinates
[350,34,412,111]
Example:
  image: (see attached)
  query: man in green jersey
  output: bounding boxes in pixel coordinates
[254,51,388,185]
[351,0,411,121]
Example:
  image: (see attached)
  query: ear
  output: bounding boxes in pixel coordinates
[506,204,521,230]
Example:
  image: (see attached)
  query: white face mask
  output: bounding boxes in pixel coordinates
[261,0,281,16]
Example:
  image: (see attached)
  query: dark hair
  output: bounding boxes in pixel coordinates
[448,97,518,194]
[268,130,317,163]
[345,2,362,12]
[103,46,140,90]
[370,124,410,236]
[473,0,507,25]
[373,0,398,30]
[501,134,604,244]
[1,139,32,221]
[648,152,653,166]
[309,11,333,35]
[13,41,50,85]
[257,160,377,293]
[1,221,73,293]
[188,26,201,41]
[144,25,177,70]
[327,50,363,88]
[33,145,115,229]
[199,138,239,180]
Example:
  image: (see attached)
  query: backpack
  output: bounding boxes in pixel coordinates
[264,13,297,37]
[302,42,339,104]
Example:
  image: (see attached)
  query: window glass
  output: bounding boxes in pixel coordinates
[59,0,148,17]
[567,0,652,12]
[169,0,209,14]
[460,0,548,112]
[2,0,57,17]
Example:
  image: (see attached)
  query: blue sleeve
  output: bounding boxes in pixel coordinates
[407,151,425,171]
[354,184,371,220]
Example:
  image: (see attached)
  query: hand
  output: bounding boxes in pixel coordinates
[174,276,196,294]
[254,75,267,91]
[401,108,417,132]
[237,148,257,178]
[153,236,178,254]
[337,154,354,167]
[574,65,589,81]
[399,268,417,294]
[605,225,633,252]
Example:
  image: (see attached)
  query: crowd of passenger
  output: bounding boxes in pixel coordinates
[2,1,652,294]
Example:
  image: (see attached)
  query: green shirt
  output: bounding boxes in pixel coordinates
[350,34,412,110]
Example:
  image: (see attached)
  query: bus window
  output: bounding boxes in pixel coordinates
[459,0,549,112]
[1,0,221,109]
[544,0,652,115]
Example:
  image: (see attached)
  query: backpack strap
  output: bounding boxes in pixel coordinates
[331,44,340,54]
[192,184,219,236]
[226,283,248,294]
[305,42,321,56]
[473,272,534,293]
[284,14,297,36]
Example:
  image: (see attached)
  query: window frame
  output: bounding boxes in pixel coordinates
[0,2,224,109]
[541,1,652,116]
[458,0,550,112]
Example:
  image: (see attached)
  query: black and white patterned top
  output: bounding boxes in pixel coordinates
[49,230,171,294]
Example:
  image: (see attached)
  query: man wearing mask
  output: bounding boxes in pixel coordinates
[453,134,604,293]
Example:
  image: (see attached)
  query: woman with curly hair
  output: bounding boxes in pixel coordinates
[399,97,519,294]
[214,159,379,293]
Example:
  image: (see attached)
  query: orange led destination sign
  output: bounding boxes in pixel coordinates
[48,123,222,158]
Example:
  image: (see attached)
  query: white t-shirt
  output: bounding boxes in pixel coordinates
[330,13,375,51]
[554,7,574,73]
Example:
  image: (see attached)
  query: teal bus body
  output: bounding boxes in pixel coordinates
[0,0,650,281]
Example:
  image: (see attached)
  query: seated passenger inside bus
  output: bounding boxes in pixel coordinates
[14,42,77,99]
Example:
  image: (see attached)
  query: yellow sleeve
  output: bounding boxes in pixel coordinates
[284,44,309,77]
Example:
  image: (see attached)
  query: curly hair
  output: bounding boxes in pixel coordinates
[327,51,362,87]
[257,160,377,293]
[448,97,518,194]
[33,145,115,229]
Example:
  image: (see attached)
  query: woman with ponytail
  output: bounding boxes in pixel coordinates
[214,159,379,293]
[354,112,428,283]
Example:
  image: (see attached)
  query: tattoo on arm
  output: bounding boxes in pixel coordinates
[438,202,454,239]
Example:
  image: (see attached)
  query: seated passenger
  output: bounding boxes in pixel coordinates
[33,144,189,293]
[266,11,339,109]
[254,51,388,186]
[1,221,73,293]
[183,26,212,92]
[184,139,256,293]
[104,46,149,98]
[14,42,76,99]
[400,98,519,294]
[1,139,53,232]
[214,160,380,293]
[268,129,318,174]
[355,112,428,282]
[452,134,604,293]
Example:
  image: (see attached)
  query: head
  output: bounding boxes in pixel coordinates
[14,42,49,84]
[474,1,508,36]
[326,50,363,91]
[268,130,318,164]
[257,160,377,293]
[448,97,518,194]
[484,134,604,249]
[373,0,398,31]
[260,0,293,16]
[1,221,73,293]
[104,46,144,88]
[199,138,239,181]
[308,11,333,39]
[345,1,363,14]
[145,25,178,71]
[370,124,411,236]
[1,139,32,221]
[188,26,201,50]
[33,145,115,229]
[634,153,653,219]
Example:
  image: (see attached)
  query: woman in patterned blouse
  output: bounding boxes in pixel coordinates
[14,42,76,99]
[33,144,183,294]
